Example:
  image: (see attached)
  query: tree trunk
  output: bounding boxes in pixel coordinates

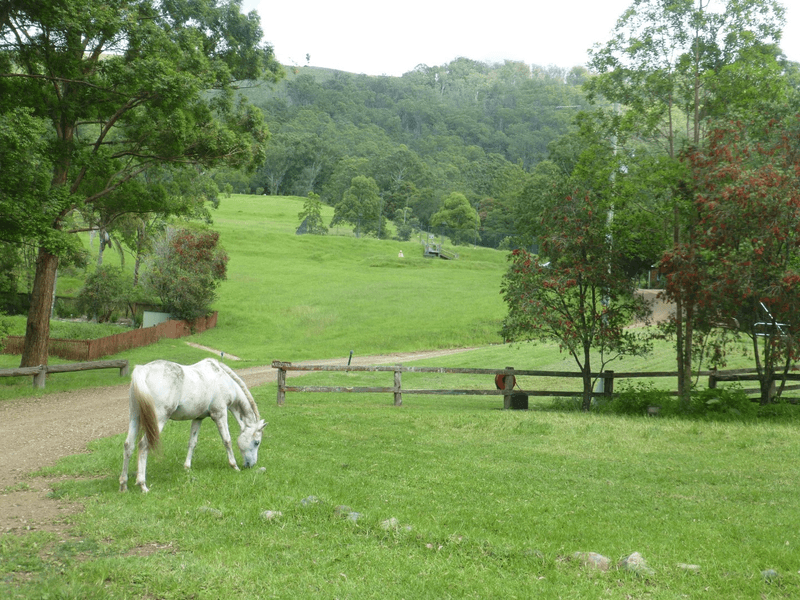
[581,343,593,411]
[759,375,776,405]
[581,373,593,412]
[20,248,59,367]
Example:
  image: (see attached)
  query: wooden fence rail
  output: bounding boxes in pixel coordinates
[271,361,800,407]
[0,359,129,389]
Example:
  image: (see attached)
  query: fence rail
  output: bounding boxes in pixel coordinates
[0,359,129,388]
[271,361,800,407]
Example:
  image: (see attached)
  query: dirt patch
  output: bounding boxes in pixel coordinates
[0,348,474,535]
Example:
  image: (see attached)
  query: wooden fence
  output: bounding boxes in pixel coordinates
[0,359,129,389]
[271,361,800,407]
[3,312,217,361]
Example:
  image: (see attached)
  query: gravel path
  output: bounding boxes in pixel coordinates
[0,348,474,534]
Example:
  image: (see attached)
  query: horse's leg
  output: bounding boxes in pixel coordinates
[119,416,138,492]
[184,418,203,469]
[135,435,151,493]
[211,415,239,471]
[136,419,166,493]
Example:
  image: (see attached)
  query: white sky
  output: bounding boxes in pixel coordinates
[242,0,800,77]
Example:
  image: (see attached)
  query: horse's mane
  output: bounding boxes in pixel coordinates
[216,360,261,421]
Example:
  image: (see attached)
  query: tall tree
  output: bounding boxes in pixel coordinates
[586,0,788,402]
[501,192,652,411]
[430,192,480,246]
[680,116,800,403]
[0,0,282,366]
[330,176,384,238]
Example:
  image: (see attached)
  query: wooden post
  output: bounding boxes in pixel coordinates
[708,369,717,390]
[33,366,46,389]
[393,367,402,406]
[277,366,286,406]
[119,361,130,377]
[503,367,515,409]
[602,370,614,397]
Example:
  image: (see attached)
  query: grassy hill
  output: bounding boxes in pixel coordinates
[195,194,508,363]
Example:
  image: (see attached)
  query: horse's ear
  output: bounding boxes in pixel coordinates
[258,420,267,432]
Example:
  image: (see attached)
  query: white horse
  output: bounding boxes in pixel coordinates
[119,358,267,493]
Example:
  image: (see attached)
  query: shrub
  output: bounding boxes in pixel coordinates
[141,227,228,321]
[76,266,131,323]
[689,386,758,419]
[597,382,674,416]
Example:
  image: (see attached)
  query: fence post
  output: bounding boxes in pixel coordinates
[277,366,286,406]
[602,370,614,397]
[33,366,46,389]
[393,367,402,406]
[503,366,515,409]
[708,369,717,390]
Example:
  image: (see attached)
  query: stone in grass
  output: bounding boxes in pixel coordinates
[677,563,701,572]
[762,569,779,582]
[573,552,611,571]
[619,552,655,577]
[197,506,224,518]
[300,495,320,506]
[333,505,363,522]
[381,517,400,531]
[260,510,283,521]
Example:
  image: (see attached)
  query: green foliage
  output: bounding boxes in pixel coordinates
[76,266,132,323]
[430,192,480,245]
[689,387,759,420]
[597,382,674,416]
[501,168,655,409]
[393,207,420,241]
[1,0,283,365]
[237,60,586,245]
[297,192,328,234]
[330,176,386,237]
[142,227,228,321]
[0,243,19,294]
[585,0,792,402]
[599,382,759,421]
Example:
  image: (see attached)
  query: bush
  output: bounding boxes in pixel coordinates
[596,382,674,416]
[141,227,228,321]
[757,399,800,421]
[688,386,758,419]
[76,266,131,323]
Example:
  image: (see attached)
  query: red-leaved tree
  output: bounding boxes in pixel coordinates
[678,116,800,403]
[501,189,653,411]
[143,228,228,321]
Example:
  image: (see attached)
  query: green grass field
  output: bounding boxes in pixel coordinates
[2,195,799,598]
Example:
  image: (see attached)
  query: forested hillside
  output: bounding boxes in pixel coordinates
[214,59,589,247]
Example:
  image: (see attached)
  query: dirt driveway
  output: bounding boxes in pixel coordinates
[0,349,473,534]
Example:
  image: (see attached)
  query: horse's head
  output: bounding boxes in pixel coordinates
[237,419,267,468]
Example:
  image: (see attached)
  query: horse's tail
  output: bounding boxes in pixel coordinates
[216,360,261,420]
[130,366,161,451]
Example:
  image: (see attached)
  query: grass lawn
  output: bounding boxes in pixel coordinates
[3,349,799,598]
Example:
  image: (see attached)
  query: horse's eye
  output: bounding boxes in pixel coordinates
[255,441,260,446]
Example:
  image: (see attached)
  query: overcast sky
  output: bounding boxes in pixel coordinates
[241,0,800,77]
